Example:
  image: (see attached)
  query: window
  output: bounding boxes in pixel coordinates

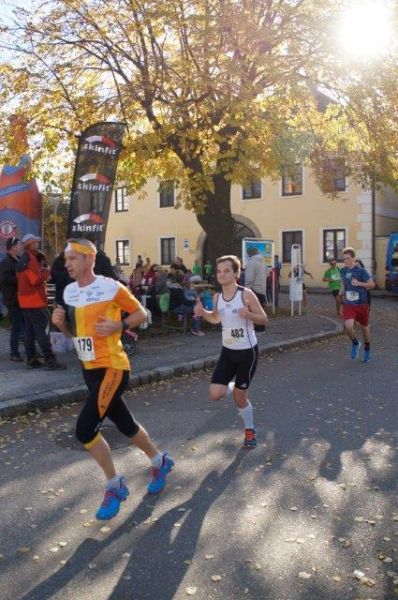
[242,179,262,200]
[282,231,303,263]
[322,158,346,192]
[159,180,175,208]
[160,237,176,264]
[282,165,303,196]
[323,229,346,262]
[116,240,130,265]
[114,187,129,212]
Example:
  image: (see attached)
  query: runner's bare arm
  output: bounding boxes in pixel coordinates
[239,289,268,325]
[194,293,221,324]
[52,305,73,338]
[351,277,376,290]
[94,304,147,336]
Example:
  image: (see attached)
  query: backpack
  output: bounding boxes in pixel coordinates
[158,292,170,313]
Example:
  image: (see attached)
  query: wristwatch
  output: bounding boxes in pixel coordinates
[121,320,129,331]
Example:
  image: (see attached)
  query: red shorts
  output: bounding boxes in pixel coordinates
[343,303,369,326]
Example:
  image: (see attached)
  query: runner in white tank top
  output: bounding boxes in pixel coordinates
[217,285,257,350]
[194,255,268,448]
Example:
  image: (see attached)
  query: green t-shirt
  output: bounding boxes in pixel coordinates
[323,266,341,290]
[192,263,201,276]
[204,262,213,275]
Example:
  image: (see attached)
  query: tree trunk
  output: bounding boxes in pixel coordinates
[196,174,235,268]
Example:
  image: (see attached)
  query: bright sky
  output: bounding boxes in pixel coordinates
[338,0,395,59]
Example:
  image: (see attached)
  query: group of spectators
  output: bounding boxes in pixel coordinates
[0,238,282,358]
[126,255,214,336]
[0,235,66,369]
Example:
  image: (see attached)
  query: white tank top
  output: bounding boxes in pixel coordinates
[216,286,257,350]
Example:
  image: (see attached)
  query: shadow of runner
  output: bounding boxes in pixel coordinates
[19,499,157,600]
[20,452,245,600]
[109,451,245,600]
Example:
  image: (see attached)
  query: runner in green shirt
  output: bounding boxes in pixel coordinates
[323,257,342,317]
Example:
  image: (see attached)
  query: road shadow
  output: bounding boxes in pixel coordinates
[20,452,245,600]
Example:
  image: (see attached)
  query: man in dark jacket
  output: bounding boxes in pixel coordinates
[0,237,25,361]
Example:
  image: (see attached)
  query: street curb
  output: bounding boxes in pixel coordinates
[0,317,344,419]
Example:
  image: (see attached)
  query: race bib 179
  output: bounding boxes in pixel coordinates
[73,336,96,361]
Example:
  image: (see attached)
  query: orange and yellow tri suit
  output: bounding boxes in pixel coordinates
[63,276,141,448]
[63,275,141,370]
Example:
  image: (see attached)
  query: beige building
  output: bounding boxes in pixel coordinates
[105,167,398,287]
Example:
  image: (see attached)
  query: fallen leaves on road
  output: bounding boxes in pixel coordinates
[298,571,312,579]
[186,586,197,596]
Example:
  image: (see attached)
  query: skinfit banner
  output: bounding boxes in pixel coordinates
[0,155,42,259]
[67,122,126,245]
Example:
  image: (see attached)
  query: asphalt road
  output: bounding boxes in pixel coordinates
[0,297,397,600]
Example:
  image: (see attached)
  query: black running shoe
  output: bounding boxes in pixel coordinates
[26,358,44,368]
[44,357,67,370]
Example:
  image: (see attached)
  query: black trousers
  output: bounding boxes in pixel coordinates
[22,307,54,361]
[7,304,25,357]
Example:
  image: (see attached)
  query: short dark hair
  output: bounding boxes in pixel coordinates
[343,247,355,258]
[6,237,20,250]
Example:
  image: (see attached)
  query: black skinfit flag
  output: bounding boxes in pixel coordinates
[67,121,126,246]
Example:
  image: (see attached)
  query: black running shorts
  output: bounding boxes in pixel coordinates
[76,368,139,447]
[211,345,259,390]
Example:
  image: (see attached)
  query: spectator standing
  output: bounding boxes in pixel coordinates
[51,251,73,307]
[0,237,26,361]
[266,267,279,308]
[129,265,142,293]
[274,255,282,291]
[16,234,66,370]
[112,257,123,279]
[204,259,213,283]
[94,248,117,279]
[322,258,342,317]
[244,247,267,332]
[136,255,144,269]
[192,259,202,278]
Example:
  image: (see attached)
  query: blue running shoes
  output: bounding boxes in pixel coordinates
[244,428,257,448]
[147,453,174,494]
[363,348,371,363]
[351,341,361,359]
[96,476,129,520]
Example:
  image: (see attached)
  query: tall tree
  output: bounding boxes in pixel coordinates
[1,0,397,263]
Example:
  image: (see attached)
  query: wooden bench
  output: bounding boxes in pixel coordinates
[158,293,188,333]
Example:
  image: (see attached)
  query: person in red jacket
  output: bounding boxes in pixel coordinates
[16,234,66,369]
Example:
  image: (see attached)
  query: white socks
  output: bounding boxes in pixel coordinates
[151,452,164,468]
[238,401,254,430]
[107,474,123,489]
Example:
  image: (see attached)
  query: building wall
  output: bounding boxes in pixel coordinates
[105,169,398,286]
